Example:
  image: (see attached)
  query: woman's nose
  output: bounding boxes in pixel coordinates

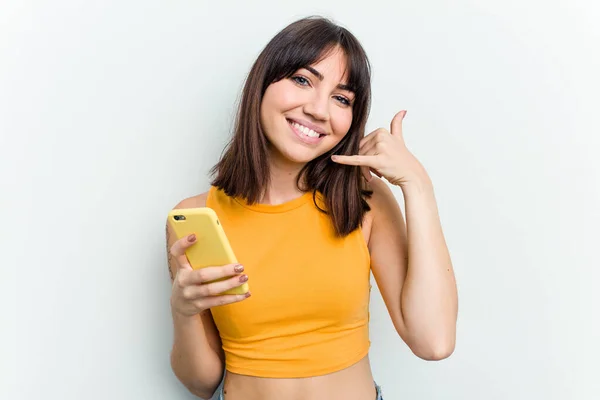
[303,92,329,121]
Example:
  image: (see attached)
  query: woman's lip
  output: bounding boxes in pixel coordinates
[287,119,325,144]
[286,118,327,135]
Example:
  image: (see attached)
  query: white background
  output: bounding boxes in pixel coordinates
[2,1,599,399]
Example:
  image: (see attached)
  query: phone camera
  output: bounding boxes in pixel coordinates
[173,215,186,221]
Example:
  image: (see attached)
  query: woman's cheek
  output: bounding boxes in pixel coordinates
[332,110,353,137]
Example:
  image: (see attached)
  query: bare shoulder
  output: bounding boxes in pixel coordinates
[363,177,399,220]
[365,176,398,208]
[172,191,210,210]
[361,177,404,245]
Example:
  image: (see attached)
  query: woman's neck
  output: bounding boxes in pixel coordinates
[260,152,308,205]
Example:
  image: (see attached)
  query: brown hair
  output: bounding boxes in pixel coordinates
[210,16,373,237]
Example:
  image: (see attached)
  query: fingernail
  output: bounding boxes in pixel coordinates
[245,292,252,298]
[234,264,244,273]
[239,274,248,282]
[187,234,196,242]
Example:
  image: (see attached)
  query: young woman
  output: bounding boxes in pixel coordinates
[166,16,458,400]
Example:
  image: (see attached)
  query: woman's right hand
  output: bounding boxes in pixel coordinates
[169,233,251,317]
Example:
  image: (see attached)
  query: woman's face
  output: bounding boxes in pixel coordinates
[260,46,355,166]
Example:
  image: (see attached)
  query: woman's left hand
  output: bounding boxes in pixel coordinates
[331,110,428,187]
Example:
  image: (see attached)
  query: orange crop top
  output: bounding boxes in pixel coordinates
[207,186,372,378]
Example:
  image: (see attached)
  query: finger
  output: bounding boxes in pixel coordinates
[349,145,379,180]
[331,154,379,167]
[359,131,376,149]
[197,292,251,309]
[170,234,197,270]
[359,136,375,152]
[390,110,407,139]
[184,263,245,286]
[359,128,387,150]
[361,166,372,182]
[360,140,383,175]
[182,273,249,299]
[359,139,379,157]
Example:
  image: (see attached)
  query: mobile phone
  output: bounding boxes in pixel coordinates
[167,207,249,295]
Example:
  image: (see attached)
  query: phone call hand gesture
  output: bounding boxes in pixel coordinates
[169,234,251,317]
[332,110,429,187]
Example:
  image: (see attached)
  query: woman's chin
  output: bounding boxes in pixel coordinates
[267,144,319,165]
[281,153,313,165]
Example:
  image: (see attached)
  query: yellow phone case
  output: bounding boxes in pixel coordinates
[167,207,249,296]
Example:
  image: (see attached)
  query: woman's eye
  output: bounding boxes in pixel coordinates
[292,76,310,86]
[335,96,351,106]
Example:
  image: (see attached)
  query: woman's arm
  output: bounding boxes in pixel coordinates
[170,308,224,399]
[368,176,457,360]
[167,195,225,399]
[332,110,457,360]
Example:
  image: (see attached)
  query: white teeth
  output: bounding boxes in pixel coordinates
[292,122,320,138]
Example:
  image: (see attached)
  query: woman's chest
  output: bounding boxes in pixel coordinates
[211,212,371,336]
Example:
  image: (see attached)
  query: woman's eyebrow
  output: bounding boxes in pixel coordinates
[305,66,355,93]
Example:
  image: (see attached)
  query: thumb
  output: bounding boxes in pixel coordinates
[172,234,196,271]
[390,110,407,139]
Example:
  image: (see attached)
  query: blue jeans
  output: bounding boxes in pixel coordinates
[215,381,383,399]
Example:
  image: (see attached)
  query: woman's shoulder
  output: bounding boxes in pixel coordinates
[361,177,399,238]
[171,190,210,210]
[363,176,397,210]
